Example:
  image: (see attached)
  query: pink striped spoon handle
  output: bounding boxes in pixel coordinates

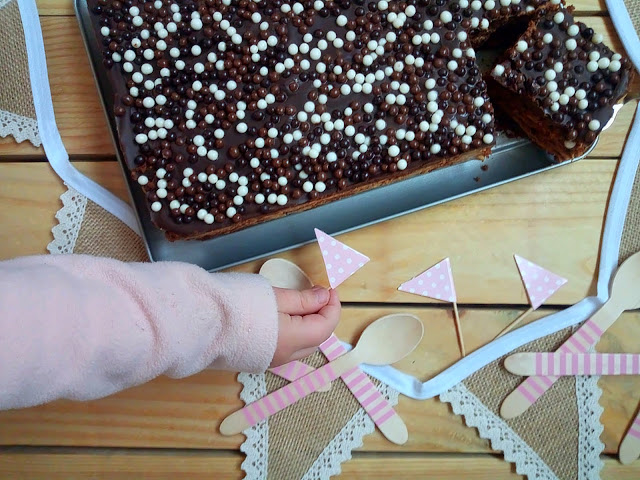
[269,335,404,439]
[223,357,350,434]
[501,301,623,418]
[320,335,401,430]
[619,412,640,464]
[507,352,640,376]
[269,361,315,381]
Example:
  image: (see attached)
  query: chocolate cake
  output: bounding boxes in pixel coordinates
[489,5,632,161]
[85,0,631,240]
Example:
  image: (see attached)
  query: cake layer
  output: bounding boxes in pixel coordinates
[489,5,632,161]
[86,0,507,240]
[86,0,628,240]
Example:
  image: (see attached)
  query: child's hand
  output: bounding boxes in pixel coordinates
[270,287,341,367]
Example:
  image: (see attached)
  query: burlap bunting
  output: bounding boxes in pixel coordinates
[0,0,40,145]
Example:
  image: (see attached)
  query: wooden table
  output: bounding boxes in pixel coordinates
[1,0,639,478]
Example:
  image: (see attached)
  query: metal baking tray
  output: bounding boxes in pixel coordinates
[75,0,597,272]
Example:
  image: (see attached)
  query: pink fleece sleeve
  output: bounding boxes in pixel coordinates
[0,254,279,410]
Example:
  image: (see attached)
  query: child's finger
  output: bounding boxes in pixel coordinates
[287,290,341,351]
[273,286,330,315]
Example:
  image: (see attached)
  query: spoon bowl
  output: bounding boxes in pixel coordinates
[354,313,424,366]
[610,251,640,310]
[260,258,313,291]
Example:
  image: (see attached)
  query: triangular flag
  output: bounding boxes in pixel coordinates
[314,229,370,289]
[398,258,457,303]
[514,254,568,309]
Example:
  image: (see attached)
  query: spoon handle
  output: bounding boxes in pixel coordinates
[505,352,640,376]
[220,353,358,436]
[270,335,408,444]
[619,412,640,464]
[501,300,623,419]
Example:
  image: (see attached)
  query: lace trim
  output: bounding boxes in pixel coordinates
[0,0,14,11]
[302,383,398,480]
[0,109,40,146]
[47,186,87,255]
[577,373,605,479]
[440,383,557,480]
[238,373,398,480]
[239,373,269,480]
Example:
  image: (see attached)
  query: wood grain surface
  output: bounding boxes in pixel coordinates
[1,0,639,478]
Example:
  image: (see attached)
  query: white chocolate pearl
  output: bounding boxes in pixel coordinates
[440,11,452,23]
[547,81,558,92]
[388,145,400,157]
[609,60,622,72]
[135,134,148,144]
[559,94,570,105]
[483,133,494,144]
[516,41,527,53]
[545,70,556,81]
[151,202,162,212]
[589,119,601,131]
[137,175,148,185]
[587,61,598,72]
[493,64,505,76]
[593,33,603,43]
[430,144,441,154]
[554,62,563,73]
[589,51,600,62]
[598,57,610,69]
[397,159,407,170]
[554,12,564,23]
[567,25,580,36]
[565,39,577,50]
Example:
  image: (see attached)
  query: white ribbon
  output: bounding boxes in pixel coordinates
[17,0,140,234]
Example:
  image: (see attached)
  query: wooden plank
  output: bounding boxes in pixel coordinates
[0,16,635,159]
[0,305,638,455]
[0,451,638,479]
[33,0,609,16]
[0,159,615,304]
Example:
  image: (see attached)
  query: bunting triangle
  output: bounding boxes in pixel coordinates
[314,229,370,289]
[514,255,568,309]
[398,258,457,303]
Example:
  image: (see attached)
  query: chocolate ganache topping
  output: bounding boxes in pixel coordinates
[87,0,629,240]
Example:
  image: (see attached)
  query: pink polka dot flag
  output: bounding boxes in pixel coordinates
[314,229,370,289]
[514,254,568,309]
[397,258,457,303]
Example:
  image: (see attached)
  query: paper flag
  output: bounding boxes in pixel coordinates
[314,229,370,289]
[398,258,457,303]
[514,254,568,309]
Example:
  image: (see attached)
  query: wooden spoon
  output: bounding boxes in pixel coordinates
[219,313,423,436]
[260,259,331,393]
[501,250,640,419]
[259,258,411,444]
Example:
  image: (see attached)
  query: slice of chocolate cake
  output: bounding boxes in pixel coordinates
[489,5,633,161]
